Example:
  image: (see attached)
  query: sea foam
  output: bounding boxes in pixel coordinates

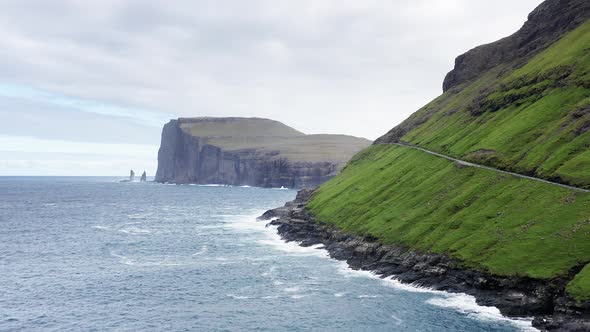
[230,213,538,331]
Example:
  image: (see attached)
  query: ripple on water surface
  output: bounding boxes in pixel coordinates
[0,178,537,331]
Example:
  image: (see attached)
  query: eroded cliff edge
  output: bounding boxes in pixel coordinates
[155,117,370,188]
[259,190,590,331]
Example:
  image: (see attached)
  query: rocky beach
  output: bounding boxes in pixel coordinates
[260,190,590,331]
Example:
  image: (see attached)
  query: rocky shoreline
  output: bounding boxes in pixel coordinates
[258,190,590,331]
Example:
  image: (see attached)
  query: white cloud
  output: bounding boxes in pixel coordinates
[0,0,545,174]
[0,135,158,175]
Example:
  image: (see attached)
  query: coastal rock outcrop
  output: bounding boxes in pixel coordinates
[155,117,370,188]
[260,191,590,331]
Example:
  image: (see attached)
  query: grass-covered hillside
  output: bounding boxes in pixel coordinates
[307,8,590,301]
[378,20,590,189]
[308,145,590,300]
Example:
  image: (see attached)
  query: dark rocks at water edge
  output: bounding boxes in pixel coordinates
[154,117,371,189]
[259,190,590,332]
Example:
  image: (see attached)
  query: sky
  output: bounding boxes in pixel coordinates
[0,0,544,176]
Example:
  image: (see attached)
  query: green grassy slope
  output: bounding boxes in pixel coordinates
[307,21,590,300]
[394,21,590,188]
[308,145,590,298]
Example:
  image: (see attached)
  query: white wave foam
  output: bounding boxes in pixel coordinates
[334,292,346,297]
[336,261,385,280]
[110,252,183,267]
[380,276,446,295]
[290,294,306,299]
[224,212,536,330]
[92,225,111,230]
[127,212,152,220]
[226,294,251,300]
[391,313,403,325]
[425,296,536,331]
[379,277,536,331]
[283,286,301,293]
[262,295,280,299]
[119,227,153,235]
[357,295,380,298]
[231,215,330,258]
[192,245,208,256]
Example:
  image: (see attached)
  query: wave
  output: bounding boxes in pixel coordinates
[226,294,251,300]
[390,313,403,325]
[357,295,380,298]
[192,245,208,256]
[118,227,153,235]
[283,286,301,293]
[92,225,111,231]
[110,252,183,267]
[235,213,537,331]
[127,212,153,220]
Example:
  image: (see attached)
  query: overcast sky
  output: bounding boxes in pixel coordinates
[0,0,544,176]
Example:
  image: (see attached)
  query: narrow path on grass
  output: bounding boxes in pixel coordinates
[388,142,590,193]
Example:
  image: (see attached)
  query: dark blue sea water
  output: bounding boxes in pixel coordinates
[0,177,536,331]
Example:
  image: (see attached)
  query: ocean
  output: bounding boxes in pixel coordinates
[0,177,536,331]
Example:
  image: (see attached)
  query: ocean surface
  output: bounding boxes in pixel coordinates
[0,177,536,331]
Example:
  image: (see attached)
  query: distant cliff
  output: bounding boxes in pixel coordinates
[155,117,371,188]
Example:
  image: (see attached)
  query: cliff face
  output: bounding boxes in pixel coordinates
[443,0,590,92]
[155,118,370,188]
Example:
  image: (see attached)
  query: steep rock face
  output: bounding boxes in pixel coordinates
[155,118,370,188]
[443,0,590,92]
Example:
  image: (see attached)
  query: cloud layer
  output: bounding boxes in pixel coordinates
[0,0,544,175]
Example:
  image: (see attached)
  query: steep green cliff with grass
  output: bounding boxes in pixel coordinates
[377,18,590,189]
[307,0,590,307]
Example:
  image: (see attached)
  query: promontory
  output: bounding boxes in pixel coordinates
[155,117,370,188]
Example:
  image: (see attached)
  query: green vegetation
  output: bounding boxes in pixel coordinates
[400,20,590,188]
[306,20,590,300]
[308,145,590,281]
[567,263,590,302]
